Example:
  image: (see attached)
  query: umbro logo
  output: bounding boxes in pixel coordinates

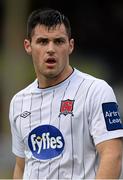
[20,111,31,118]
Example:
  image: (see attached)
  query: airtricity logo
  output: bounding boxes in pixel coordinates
[28,125,65,160]
[102,102,123,131]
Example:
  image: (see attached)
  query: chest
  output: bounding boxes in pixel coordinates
[14,80,93,144]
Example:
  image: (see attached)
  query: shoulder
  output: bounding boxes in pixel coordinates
[74,68,115,99]
[75,68,111,88]
[10,79,37,106]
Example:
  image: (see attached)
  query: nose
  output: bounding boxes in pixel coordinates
[47,42,55,54]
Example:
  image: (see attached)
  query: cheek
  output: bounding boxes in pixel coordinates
[32,49,43,62]
[59,47,69,56]
[60,49,69,60]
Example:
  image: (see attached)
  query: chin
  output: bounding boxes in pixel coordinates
[43,71,57,78]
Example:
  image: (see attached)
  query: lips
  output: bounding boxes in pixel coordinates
[46,58,56,64]
[45,57,56,68]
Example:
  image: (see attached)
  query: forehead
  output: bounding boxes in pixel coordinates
[32,24,68,38]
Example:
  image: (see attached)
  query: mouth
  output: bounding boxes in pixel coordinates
[46,58,56,64]
[45,58,57,68]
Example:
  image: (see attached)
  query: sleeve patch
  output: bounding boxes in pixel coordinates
[102,102,123,131]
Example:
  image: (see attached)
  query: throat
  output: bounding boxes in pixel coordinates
[38,67,74,89]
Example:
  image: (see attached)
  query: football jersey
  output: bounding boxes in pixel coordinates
[9,68,123,179]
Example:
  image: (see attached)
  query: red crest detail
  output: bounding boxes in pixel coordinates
[59,99,74,116]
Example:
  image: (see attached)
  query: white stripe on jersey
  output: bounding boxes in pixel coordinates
[9,68,123,179]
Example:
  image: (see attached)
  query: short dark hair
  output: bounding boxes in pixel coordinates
[27,8,71,40]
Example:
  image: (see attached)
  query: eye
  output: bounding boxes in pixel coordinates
[54,38,65,45]
[36,38,48,45]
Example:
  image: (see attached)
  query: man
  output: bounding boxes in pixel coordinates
[9,8,123,179]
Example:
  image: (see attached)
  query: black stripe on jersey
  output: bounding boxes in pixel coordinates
[39,92,43,124]
[71,79,85,179]
[57,80,71,179]
[49,89,55,125]
[82,80,97,178]
[29,159,35,179]
[28,93,37,178]
[48,89,55,174]
[61,80,71,101]
[73,79,85,99]
[13,94,25,137]
[29,93,33,131]
[20,94,25,137]
[37,92,43,179]
[58,79,86,179]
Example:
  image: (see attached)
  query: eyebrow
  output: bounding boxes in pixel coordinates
[35,37,48,42]
[36,36,66,41]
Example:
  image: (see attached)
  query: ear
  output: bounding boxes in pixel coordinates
[69,38,74,55]
[24,39,32,55]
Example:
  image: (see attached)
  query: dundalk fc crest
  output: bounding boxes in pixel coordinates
[59,99,74,116]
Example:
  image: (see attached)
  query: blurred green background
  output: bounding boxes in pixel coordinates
[0,0,123,179]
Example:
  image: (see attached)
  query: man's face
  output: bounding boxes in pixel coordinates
[24,24,74,85]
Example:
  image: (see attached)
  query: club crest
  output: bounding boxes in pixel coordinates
[59,99,74,116]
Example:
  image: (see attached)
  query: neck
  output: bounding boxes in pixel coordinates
[38,66,73,88]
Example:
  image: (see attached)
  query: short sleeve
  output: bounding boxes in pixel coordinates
[88,80,123,145]
[9,97,25,158]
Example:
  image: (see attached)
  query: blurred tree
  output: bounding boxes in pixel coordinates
[2,0,30,134]
[0,0,4,49]
[0,0,4,132]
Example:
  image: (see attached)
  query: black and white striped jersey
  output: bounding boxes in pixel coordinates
[9,68,123,179]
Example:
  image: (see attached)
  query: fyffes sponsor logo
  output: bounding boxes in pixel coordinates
[28,125,65,160]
